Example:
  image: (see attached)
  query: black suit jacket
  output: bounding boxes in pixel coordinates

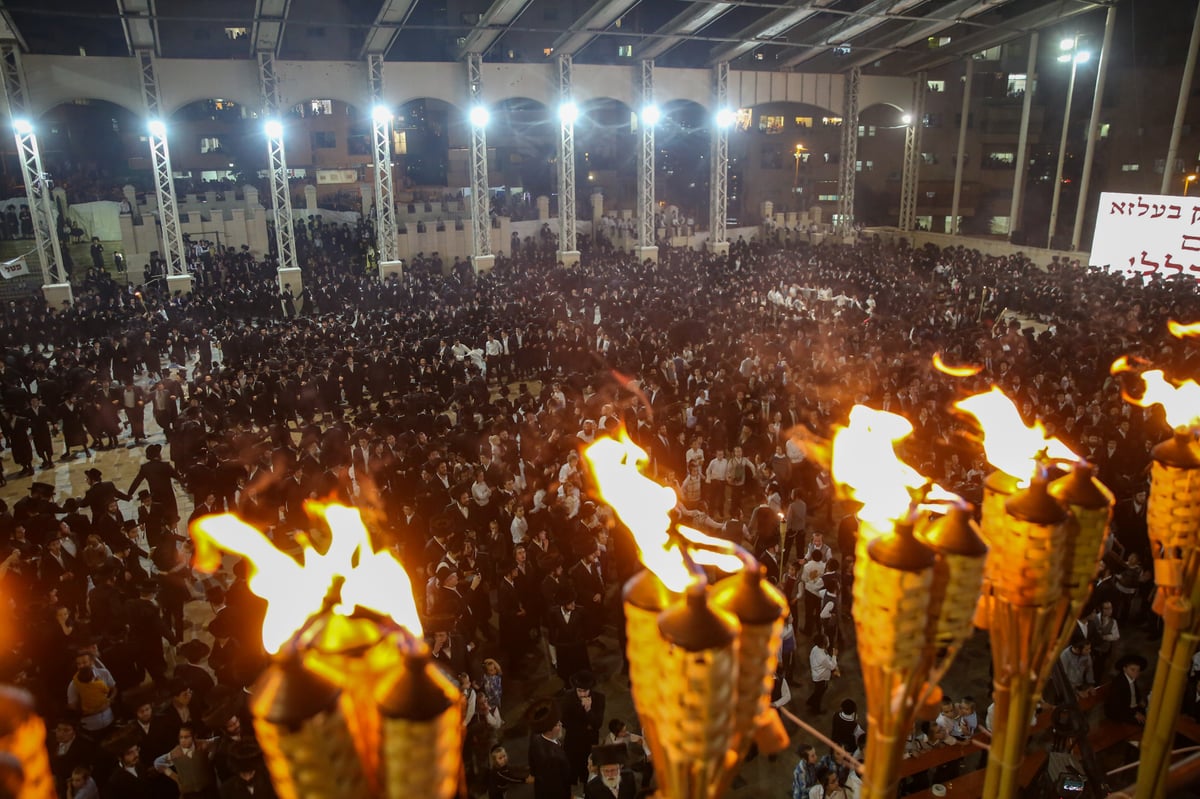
[1104,674,1145,724]
[583,772,638,799]
[528,733,572,799]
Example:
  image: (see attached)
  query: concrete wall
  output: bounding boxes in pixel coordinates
[864,226,1090,266]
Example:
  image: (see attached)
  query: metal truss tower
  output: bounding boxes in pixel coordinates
[467,52,493,269]
[258,51,298,273]
[709,61,729,253]
[636,59,658,261]
[556,54,579,264]
[139,49,188,284]
[837,66,860,235]
[898,71,927,232]
[368,53,399,267]
[0,43,66,295]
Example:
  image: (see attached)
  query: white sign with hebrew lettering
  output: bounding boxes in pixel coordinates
[1090,191,1200,281]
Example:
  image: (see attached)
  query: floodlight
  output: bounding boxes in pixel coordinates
[147,119,166,137]
[716,108,736,128]
[372,105,391,124]
[1074,51,1091,64]
[641,104,661,126]
[264,119,283,139]
[1057,54,1073,63]
[559,101,579,124]
[12,118,32,135]
[1060,37,1076,51]
[901,113,912,125]
[469,105,490,128]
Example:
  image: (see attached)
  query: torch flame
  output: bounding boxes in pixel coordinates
[831,406,950,538]
[954,387,1078,483]
[191,503,422,653]
[1111,358,1200,431]
[583,434,698,592]
[676,524,748,572]
[1168,319,1200,338]
[933,353,983,378]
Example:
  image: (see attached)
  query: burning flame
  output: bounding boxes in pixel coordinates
[1111,357,1200,431]
[831,406,952,538]
[933,353,983,378]
[954,388,1078,483]
[191,503,422,653]
[1168,320,1200,338]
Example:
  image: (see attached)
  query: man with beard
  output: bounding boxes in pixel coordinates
[103,726,153,799]
[562,670,606,786]
[526,698,571,799]
[584,745,637,799]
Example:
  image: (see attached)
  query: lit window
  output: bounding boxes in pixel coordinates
[310,100,333,116]
[1006,74,1028,96]
[224,27,247,40]
[794,116,813,128]
[1100,123,1110,139]
[200,137,223,154]
[822,116,843,126]
[758,115,785,134]
[618,45,632,57]
[393,130,407,154]
[1121,163,1140,172]
[927,36,952,49]
[920,152,937,165]
[735,108,753,131]
[818,193,839,202]
[543,47,553,57]
[926,80,945,93]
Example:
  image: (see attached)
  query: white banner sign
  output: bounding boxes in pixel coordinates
[316,169,358,185]
[0,257,29,279]
[1090,191,1200,281]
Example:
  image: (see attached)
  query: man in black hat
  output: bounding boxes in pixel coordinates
[25,395,56,471]
[81,468,131,521]
[48,715,98,794]
[584,744,638,799]
[127,444,184,529]
[547,586,589,681]
[103,725,153,799]
[174,639,216,710]
[497,558,533,670]
[124,685,174,761]
[526,698,571,799]
[563,670,607,785]
[570,539,605,643]
[219,741,276,799]
[126,580,172,685]
[1105,653,1148,725]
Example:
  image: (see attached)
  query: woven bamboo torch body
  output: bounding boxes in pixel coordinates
[1044,465,1114,686]
[622,570,682,777]
[1135,434,1200,799]
[854,526,937,799]
[376,652,464,799]
[980,478,1069,799]
[709,569,788,798]
[0,686,55,799]
[975,472,1021,630]
[249,657,371,799]
[918,507,988,687]
[650,587,740,799]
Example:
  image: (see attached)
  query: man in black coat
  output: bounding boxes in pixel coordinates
[569,540,605,642]
[127,444,184,528]
[48,716,98,794]
[81,468,131,520]
[584,745,638,799]
[103,726,154,799]
[1105,653,1148,725]
[526,698,571,799]
[25,395,56,470]
[562,670,606,785]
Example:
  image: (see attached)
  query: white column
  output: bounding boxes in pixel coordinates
[556,54,579,266]
[467,53,493,273]
[950,58,974,235]
[709,61,731,255]
[1162,3,1200,195]
[1009,32,1038,241]
[1071,4,1117,251]
[636,59,658,263]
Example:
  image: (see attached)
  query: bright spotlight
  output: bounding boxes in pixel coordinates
[1074,51,1091,63]
[264,119,283,139]
[559,101,579,124]
[1057,54,1072,63]
[469,106,490,128]
[715,108,736,128]
[12,118,32,135]
[1060,37,1076,51]
[901,113,913,125]
[372,105,391,124]
[147,119,166,137]
[641,104,661,126]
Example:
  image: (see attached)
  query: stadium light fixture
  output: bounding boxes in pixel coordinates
[264,119,284,139]
[12,118,32,135]
[559,102,579,124]
[372,105,392,124]
[147,119,166,137]
[715,108,736,128]
[641,104,661,127]
[469,105,490,128]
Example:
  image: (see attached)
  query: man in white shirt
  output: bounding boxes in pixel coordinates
[705,449,729,515]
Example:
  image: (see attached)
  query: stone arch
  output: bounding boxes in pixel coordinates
[489,97,555,199]
[575,97,638,210]
[658,99,712,221]
[394,97,465,188]
[165,98,270,187]
[31,99,148,203]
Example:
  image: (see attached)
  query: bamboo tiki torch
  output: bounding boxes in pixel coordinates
[979,475,1070,799]
[1043,462,1114,683]
[653,583,740,799]
[249,656,371,799]
[854,521,938,799]
[709,565,789,798]
[0,686,54,799]
[918,504,988,687]
[622,568,681,776]
[376,648,465,799]
[1134,431,1200,799]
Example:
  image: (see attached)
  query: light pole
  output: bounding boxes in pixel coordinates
[793,142,807,198]
[1187,174,1198,196]
[1047,36,1090,249]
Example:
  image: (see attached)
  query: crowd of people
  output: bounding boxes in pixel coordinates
[0,227,1195,799]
